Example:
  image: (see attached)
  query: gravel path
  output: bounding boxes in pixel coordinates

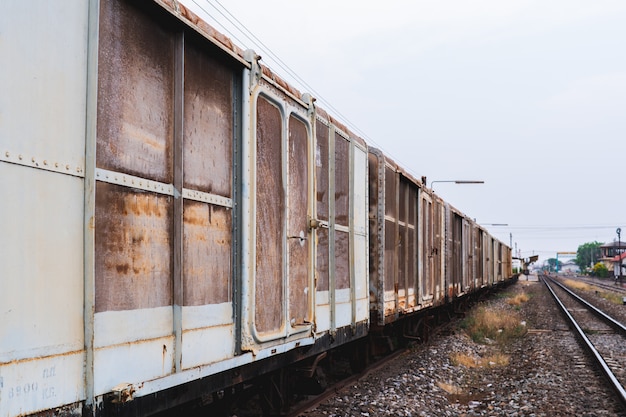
[302,276,626,416]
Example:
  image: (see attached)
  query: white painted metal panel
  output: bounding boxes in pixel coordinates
[0,1,87,171]
[315,291,331,332]
[181,303,235,369]
[0,165,84,361]
[0,353,84,417]
[94,336,175,396]
[0,2,89,416]
[94,307,173,348]
[334,288,352,328]
[182,303,233,329]
[182,326,235,369]
[354,236,368,301]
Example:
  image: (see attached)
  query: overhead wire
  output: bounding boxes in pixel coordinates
[188,0,400,171]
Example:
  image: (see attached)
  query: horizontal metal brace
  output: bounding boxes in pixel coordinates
[95,168,233,208]
[182,188,233,208]
[95,168,174,196]
[2,149,84,178]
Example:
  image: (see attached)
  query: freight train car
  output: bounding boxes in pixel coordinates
[367,149,512,341]
[0,1,512,416]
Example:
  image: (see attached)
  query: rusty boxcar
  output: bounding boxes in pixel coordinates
[0,1,512,416]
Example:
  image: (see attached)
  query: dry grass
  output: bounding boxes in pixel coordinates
[450,352,510,368]
[436,381,463,394]
[562,279,623,305]
[599,291,624,305]
[562,279,592,291]
[506,292,529,306]
[461,306,527,344]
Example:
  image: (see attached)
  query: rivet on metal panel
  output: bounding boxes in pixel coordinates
[19,154,23,160]
[44,160,48,165]
[5,152,9,157]
[55,162,59,168]
[32,157,36,163]
[66,165,70,170]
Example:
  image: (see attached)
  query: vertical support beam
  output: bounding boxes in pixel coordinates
[349,140,356,330]
[303,95,317,325]
[83,0,100,413]
[376,153,385,325]
[393,168,399,316]
[232,66,243,354]
[172,31,185,373]
[328,127,336,335]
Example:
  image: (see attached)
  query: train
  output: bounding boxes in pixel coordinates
[0,1,513,416]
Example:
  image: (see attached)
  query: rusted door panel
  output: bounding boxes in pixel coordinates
[334,134,350,227]
[97,0,174,183]
[421,198,434,302]
[255,96,284,334]
[433,201,444,302]
[317,228,330,291]
[476,229,484,286]
[384,167,396,294]
[95,182,173,312]
[398,180,408,304]
[182,39,235,307]
[407,185,417,307]
[384,219,396,294]
[183,41,233,197]
[288,116,309,325]
[183,202,232,305]
[316,120,329,222]
[367,152,381,309]
[335,231,350,289]
[451,213,463,296]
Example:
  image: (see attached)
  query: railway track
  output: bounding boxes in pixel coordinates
[570,275,626,296]
[286,347,409,417]
[543,275,626,409]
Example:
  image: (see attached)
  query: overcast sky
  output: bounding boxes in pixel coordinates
[182,0,626,264]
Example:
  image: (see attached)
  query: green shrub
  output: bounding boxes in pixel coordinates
[592,262,609,278]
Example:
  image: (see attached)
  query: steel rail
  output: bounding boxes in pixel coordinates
[541,275,626,409]
[547,276,626,334]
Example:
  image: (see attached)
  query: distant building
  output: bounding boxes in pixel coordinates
[560,260,580,274]
[599,241,626,278]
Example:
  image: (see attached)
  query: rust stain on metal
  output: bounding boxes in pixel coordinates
[183,41,234,197]
[95,182,173,313]
[316,228,330,291]
[97,0,174,184]
[288,116,309,324]
[335,231,350,290]
[316,119,329,221]
[255,96,284,333]
[334,133,350,227]
[183,202,232,306]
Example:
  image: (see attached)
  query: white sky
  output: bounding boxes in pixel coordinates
[182,0,626,264]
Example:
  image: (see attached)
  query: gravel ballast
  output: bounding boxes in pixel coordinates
[302,276,626,416]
